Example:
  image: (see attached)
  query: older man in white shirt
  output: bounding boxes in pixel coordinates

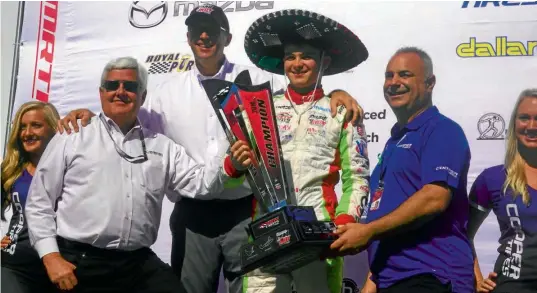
[25,57,252,293]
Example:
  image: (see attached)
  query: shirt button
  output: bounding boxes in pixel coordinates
[210,137,215,141]
[209,113,214,117]
[125,216,129,220]
[125,174,129,178]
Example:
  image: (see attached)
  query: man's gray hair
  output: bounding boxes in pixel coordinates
[100,56,148,94]
[394,47,434,78]
[519,88,537,99]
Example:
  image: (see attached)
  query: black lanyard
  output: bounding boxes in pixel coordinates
[99,115,148,163]
[377,143,392,186]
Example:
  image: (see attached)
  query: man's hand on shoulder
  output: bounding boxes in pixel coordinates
[328,90,364,125]
[57,108,95,134]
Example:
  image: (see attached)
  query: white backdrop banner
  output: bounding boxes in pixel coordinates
[12,1,537,292]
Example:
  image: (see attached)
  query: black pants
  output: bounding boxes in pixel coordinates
[379,274,452,293]
[57,237,186,293]
[1,264,56,293]
[170,195,254,293]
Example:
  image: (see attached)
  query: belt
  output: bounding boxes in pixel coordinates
[56,237,149,258]
[180,193,254,205]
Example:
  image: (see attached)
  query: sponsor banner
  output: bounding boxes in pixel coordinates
[10,1,537,292]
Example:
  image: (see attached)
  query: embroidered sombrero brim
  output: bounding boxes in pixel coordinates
[244,9,369,76]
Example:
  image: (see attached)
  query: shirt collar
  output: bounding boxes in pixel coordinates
[284,85,325,105]
[99,112,142,136]
[390,106,439,137]
[194,56,232,82]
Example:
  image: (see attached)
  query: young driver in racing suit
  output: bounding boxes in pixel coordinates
[240,9,371,293]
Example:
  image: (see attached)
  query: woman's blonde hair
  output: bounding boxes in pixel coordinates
[1,101,60,219]
[503,88,537,205]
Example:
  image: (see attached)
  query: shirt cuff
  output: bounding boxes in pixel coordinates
[34,237,60,258]
[334,214,356,226]
[223,156,245,178]
[469,200,490,212]
[423,168,460,190]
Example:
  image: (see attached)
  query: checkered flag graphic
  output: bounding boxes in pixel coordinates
[148,62,171,74]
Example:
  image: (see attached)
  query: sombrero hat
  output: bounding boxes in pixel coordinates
[244,9,369,76]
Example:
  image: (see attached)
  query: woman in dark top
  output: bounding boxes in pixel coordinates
[1,101,60,293]
[468,88,537,293]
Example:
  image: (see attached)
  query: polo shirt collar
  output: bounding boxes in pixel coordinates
[390,106,439,137]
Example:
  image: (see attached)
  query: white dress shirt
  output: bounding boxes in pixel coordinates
[25,114,231,258]
[139,57,285,200]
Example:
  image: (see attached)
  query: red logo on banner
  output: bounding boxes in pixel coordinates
[32,1,58,102]
[196,7,213,14]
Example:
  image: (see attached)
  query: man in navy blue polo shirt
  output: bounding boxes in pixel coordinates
[330,47,474,293]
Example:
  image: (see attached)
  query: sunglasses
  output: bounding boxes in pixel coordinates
[102,80,139,93]
[188,25,225,41]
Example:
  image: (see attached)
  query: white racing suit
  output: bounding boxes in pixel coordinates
[244,88,371,293]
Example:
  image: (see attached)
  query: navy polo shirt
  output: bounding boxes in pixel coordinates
[364,106,474,293]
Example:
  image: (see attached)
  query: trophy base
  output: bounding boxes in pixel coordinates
[240,220,337,275]
[248,205,317,239]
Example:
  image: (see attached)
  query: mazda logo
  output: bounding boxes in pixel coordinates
[129,1,168,29]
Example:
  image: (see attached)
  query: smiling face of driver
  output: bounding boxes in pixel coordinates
[383,52,434,113]
[283,43,331,92]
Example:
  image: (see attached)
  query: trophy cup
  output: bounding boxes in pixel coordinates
[201,72,338,275]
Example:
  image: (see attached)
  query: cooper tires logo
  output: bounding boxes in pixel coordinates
[129,1,168,29]
[477,113,506,140]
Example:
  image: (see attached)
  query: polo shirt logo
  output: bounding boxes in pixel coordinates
[395,134,411,149]
[435,166,459,178]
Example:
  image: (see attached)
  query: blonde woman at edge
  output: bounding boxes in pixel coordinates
[467,89,537,293]
[1,101,60,293]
